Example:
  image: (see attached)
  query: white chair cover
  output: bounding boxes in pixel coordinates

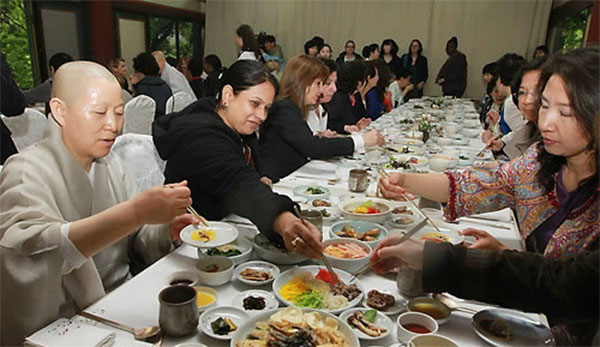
[123,95,156,135]
[110,133,165,191]
[170,92,195,113]
[165,95,174,115]
[1,108,47,150]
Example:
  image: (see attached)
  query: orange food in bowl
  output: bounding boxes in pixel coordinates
[324,243,369,259]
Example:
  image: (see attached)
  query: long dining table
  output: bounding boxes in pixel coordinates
[28,97,547,347]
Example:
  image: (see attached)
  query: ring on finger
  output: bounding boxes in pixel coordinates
[291,236,301,248]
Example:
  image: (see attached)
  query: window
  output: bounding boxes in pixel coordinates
[1,0,35,88]
[547,3,593,52]
[148,17,203,61]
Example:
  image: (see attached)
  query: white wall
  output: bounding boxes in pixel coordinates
[118,17,147,76]
[205,0,553,98]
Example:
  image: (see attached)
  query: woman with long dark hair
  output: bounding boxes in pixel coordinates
[153,60,323,259]
[365,59,392,120]
[327,61,372,134]
[236,24,262,61]
[399,39,428,98]
[379,47,598,258]
[381,39,401,77]
[378,48,599,345]
[259,55,384,180]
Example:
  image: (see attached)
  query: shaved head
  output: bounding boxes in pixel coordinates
[52,61,120,105]
[49,61,125,170]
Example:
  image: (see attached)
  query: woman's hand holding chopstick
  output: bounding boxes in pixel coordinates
[370,236,425,273]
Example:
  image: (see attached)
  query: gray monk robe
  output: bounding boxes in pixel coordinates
[0,117,171,345]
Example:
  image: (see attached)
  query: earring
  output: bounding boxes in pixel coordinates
[222,103,228,109]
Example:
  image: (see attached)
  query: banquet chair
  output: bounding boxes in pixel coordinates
[110,133,165,191]
[165,92,195,114]
[122,95,156,135]
[1,108,47,150]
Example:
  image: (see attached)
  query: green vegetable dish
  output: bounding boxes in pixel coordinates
[305,186,325,195]
[211,317,237,335]
[206,245,242,257]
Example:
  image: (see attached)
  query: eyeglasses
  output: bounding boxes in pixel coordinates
[515,90,538,99]
[346,45,355,49]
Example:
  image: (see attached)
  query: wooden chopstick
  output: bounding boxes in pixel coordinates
[293,206,340,284]
[186,206,210,227]
[476,135,500,157]
[351,223,424,280]
[377,168,444,234]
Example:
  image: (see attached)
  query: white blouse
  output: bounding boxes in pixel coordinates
[238,51,259,61]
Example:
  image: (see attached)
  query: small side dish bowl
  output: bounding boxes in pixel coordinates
[322,238,372,274]
[195,256,234,286]
[193,286,218,312]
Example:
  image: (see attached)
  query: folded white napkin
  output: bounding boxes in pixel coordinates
[25,318,115,347]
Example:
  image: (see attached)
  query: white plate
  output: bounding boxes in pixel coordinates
[230,308,360,347]
[234,261,280,286]
[293,185,330,199]
[272,265,364,314]
[180,222,239,248]
[339,307,393,340]
[231,289,279,315]
[361,289,408,315]
[414,225,465,245]
[199,306,249,340]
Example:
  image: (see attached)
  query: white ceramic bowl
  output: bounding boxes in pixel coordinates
[322,238,372,274]
[396,311,439,343]
[252,233,307,265]
[436,137,454,146]
[234,260,280,287]
[272,265,364,315]
[197,237,253,266]
[428,157,452,172]
[410,334,459,347]
[230,308,360,347]
[293,185,330,200]
[444,122,459,135]
[339,199,392,224]
[166,271,200,287]
[464,119,481,128]
[193,286,218,312]
[330,221,389,249]
[396,154,429,169]
[195,256,234,286]
[339,307,393,340]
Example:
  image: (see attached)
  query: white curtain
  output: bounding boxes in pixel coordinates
[205,0,552,98]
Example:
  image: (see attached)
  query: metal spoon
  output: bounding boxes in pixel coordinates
[434,293,479,315]
[80,311,161,341]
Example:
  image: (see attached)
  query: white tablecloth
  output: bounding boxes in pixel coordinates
[31,100,546,346]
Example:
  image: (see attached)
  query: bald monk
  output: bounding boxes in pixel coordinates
[152,50,197,99]
[0,61,196,345]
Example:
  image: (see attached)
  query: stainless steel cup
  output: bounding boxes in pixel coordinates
[348,169,369,192]
[158,285,199,336]
[300,209,323,232]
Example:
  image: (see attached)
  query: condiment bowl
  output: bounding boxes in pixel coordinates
[195,256,234,286]
[396,311,439,342]
[407,296,451,325]
[166,271,200,287]
[322,238,372,274]
[193,286,218,312]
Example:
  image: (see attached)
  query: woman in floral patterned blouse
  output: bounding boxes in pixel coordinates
[379,47,598,258]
